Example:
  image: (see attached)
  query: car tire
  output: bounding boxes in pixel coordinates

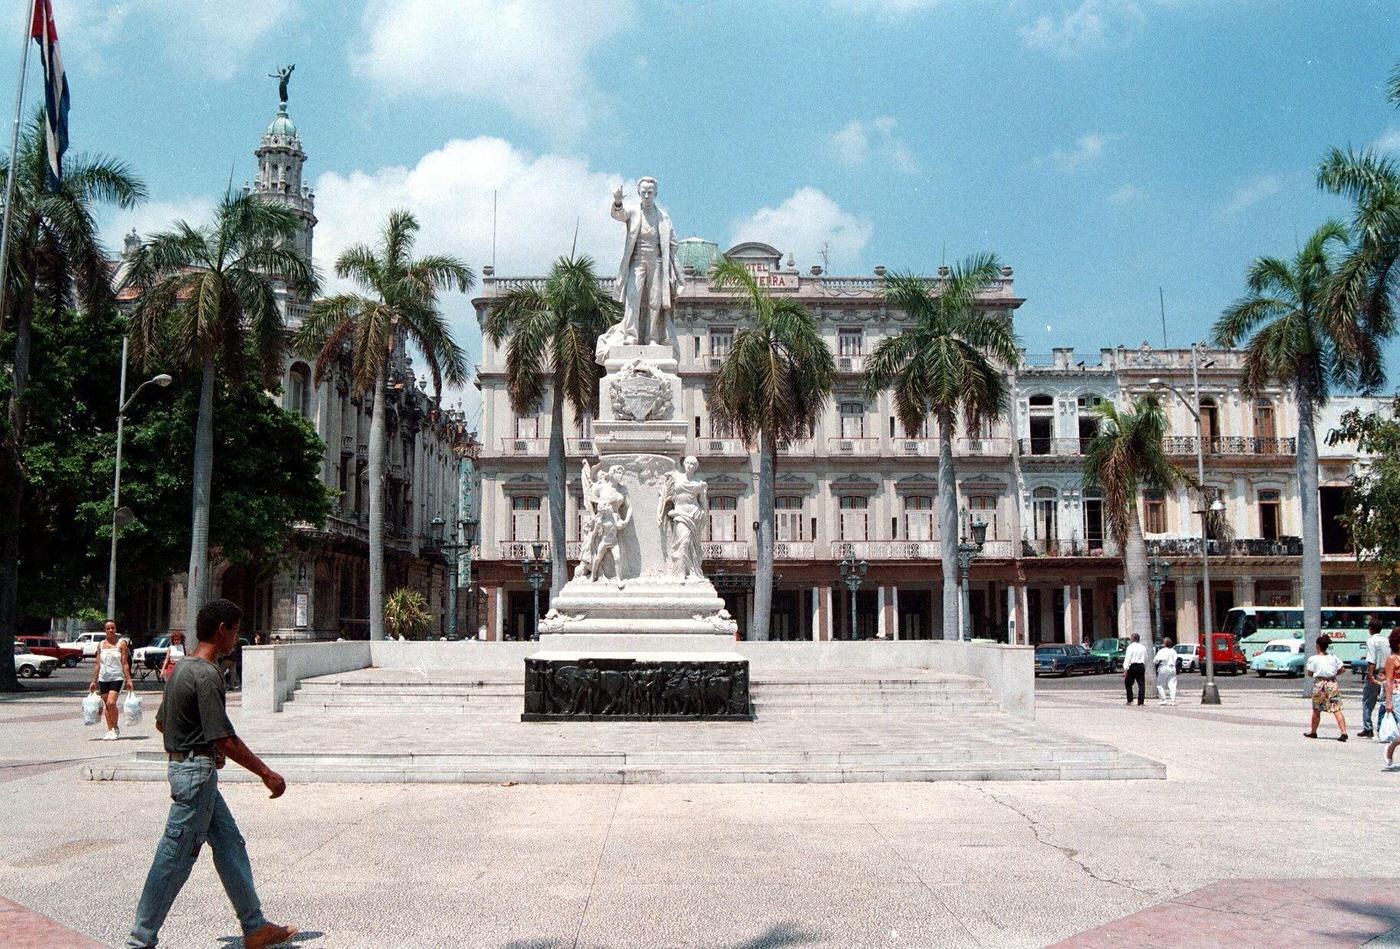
[65,657,78,668]
[39,669,52,677]
[17,664,34,678]
[1256,671,1265,677]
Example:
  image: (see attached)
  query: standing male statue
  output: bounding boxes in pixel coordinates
[596,177,681,361]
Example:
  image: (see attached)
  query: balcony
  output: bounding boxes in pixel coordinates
[778,439,815,457]
[695,437,746,457]
[567,438,597,456]
[835,353,866,373]
[891,437,938,457]
[1147,536,1303,557]
[498,540,550,560]
[499,437,548,456]
[1164,436,1297,456]
[831,541,941,560]
[702,541,751,560]
[978,539,1017,558]
[1019,438,1091,457]
[827,436,880,456]
[957,437,1012,457]
[773,541,816,559]
[1022,538,1117,557]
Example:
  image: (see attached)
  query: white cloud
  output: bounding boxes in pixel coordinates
[1107,183,1144,205]
[829,117,919,173]
[1373,127,1400,154]
[60,0,301,79]
[351,0,633,138]
[101,196,218,251]
[1047,132,1110,170]
[1018,0,1146,58]
[730,188,872,271]
[1221,174,1283,217]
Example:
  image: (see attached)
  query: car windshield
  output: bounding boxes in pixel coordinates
[150,635,170,648]
[1091,639,1116,651]
[1264,644,1291,653]
[1174,645,1192,654]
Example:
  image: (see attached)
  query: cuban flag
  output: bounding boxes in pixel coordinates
[30,0,67,190]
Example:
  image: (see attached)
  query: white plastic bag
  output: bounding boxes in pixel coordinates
[81,692,102,726]
[121,691,143,726]
[1380,711,1400,743]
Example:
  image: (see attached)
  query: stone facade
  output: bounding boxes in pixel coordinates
[473,242,1380,645]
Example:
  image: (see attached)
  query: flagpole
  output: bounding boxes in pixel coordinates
[0,0,34,350]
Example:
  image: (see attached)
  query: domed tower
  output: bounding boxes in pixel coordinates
[249,97,317,288]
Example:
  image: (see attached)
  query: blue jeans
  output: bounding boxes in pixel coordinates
[1363,678,1383,733]
[127,757,267,948]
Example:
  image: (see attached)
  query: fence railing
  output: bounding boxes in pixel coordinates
[1164,436,1297,456]
[1019,437,1092,457]
[695,438,746,456]
[957,438,1012,456]
[892,438,939,457]
[827,437,881,456]
[499,438,548,456]
[1147,536,1303,557]
[1021,537,1117,557]
[702,541,751,560]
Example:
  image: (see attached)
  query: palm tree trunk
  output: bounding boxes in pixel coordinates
[1297,387,1321,646]
[547,381,568,593]
[0,298,33,691]
[368,367,387,641]
[937,411,959,640]
[752,431,775,642]
[184,354,216,626]
[1124,509,1154,695]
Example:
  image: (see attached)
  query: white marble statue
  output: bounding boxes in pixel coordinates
[595,177,681,362]
[658,455,707,581]
[578,461,632,584]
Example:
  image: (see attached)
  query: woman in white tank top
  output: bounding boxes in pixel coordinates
[87,620,132,740]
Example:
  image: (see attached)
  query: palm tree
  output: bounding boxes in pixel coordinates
[485,255,613,595]
[123,191,315,626]
[297,210,470,641]
[863,256,1019,640]
[0,114,144,692]
[1213,221,1376,656]
[1083,398,1186,693]
[710,256,834,641]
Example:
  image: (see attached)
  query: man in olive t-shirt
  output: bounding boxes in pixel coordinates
[126,599,296,949]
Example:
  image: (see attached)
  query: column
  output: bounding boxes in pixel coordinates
[1233,577,1254,609]
[490,585,504,642]
[1009,584,1027,646]
[1175,576,1199,644]
[811,586,823,641]
[820,585,833,641]
[877,585,887,638]
[1065,585,1082,644]
[891,585,900,640]
[1039,588,1056,642]
[1093,584,1112,640]
[1116,583,1130,638]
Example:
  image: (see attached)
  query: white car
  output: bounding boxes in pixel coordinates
[13,644,57,678]
[1174,643,1199,673]
[63,631,130,658]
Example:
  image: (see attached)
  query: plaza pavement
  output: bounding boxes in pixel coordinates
[2,679,1398,947]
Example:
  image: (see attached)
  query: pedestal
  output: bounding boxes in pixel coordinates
[522,651,752,721]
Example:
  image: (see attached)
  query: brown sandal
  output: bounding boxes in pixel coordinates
[1304,732,1318,738]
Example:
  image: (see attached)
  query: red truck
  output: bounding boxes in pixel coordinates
[1194,632,1247,676]
[16,635,82,668]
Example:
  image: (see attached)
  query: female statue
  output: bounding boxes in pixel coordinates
[658,456,707,581]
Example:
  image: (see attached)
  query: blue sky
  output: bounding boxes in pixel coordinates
[22,0,1400,410]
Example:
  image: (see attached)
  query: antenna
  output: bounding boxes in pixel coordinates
[491,190,497,270]
[1158,287,1168,349]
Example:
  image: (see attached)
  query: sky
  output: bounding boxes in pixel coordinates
[16,0,1400,421]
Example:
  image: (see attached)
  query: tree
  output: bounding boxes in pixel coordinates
[1213,221,1378,653]
[484,255,616,594]
[710,256,834,641]
[863,257,1019,640]
[384,587,432,640]
[297,210,469,641]
[1326,400,1400,595]
[123,191,315,627]
[0,113,145,691]
[1083,398,1187,692]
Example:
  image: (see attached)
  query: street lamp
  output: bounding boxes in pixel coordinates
[462,516,479,639]
[106,336,173,619]
[431,515,467,640]
[1148,554,1170,647]
[838,555,867,640]
[520,541,548,641]
[1148,340,1224,704]
[956,516,988,641]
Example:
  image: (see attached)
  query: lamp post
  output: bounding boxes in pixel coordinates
[1148,340,1224,704]
[431,515,468,640]
[838,555,867,640]
[1148,554,1170,647]
[106,336,173,620]
[521,541,548,641]
[956,517,988,641]
[462,516,479,639]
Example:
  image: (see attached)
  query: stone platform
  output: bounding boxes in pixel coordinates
[87,666,1163,785]
[523,651,751,721]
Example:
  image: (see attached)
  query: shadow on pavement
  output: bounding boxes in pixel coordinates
[216,930,324,946]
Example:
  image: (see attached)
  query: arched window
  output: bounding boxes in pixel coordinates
[1143,488,1166,534]
[775,495,805,541]
[1031,487,1057,541]
[287,363,311,419]
[839,495,868,540]
[707,495,738,541]
[904,495,934,541]
[511,495,541,541]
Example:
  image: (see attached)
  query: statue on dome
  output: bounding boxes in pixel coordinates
[269,64,295,106]
[595,177,682,363]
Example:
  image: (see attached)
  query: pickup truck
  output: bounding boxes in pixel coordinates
[63,631,130,658]
[16,635,82,668]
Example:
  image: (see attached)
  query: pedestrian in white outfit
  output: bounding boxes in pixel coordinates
[1154,637,1179,705]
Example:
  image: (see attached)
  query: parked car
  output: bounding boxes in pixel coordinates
[1173,643,1199,673]
[132,635,172,680]
[1035,644,1107,677]
[63,631,130,658]
[1250,639,1306,678]
[1090,637,1130,671]
[13,643,57,678]
[16,635,82,668]
[1195,632,1247,675]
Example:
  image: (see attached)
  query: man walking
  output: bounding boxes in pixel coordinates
[1123,632,1148,706]
[1360,615,1391,739]
[127,599,296,949]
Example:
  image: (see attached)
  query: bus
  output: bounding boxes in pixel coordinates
[1224,606,1400,664]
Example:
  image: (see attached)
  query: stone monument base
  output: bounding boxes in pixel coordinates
[522,650,752,721]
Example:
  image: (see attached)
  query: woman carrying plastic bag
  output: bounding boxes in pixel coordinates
[121,690,143,727]
[81,691,102,726]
